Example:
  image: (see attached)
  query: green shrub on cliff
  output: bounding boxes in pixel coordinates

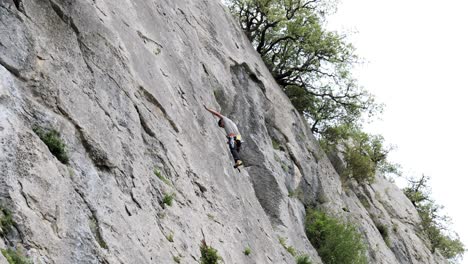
[200,240,221,264]
[33,127,69,164]
[0,208,15,236]
[1,248,31,264]
[296,254,312,264]
[320,124,399,183]
[305,209,367,264]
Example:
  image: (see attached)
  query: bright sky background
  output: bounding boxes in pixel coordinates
[327,0,468,262]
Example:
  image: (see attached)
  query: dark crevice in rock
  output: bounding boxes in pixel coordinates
[124,205,132,216]
[12,0,25,14]
[48,0,95,76]
[0,57,26,81]
[93,3,107,17]
[138,86,179,133]
[230,60,266,94]
[177,8,193,26]
[57,105,115,171]
[17,181,32,210]
[160,68,169,77]
[49,0,79,36]
[73,187,108,250]
[201,63,209,75]
[134,105,156,137]
[194,181,207,194]
[137,30,163,49]
[76,40,95,75]
[285,145,304,178]
[130,191,142,209]
[89,213,108,249]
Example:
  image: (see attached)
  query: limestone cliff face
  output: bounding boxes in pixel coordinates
[0,0,447,263]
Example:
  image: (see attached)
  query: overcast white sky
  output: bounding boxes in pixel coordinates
[327,0,468,262]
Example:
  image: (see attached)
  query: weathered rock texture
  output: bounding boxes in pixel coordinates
[0,0,447,263]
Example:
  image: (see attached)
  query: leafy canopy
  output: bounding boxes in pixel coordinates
[226,0,380,133]
[320,124,400,183]
[404,175,465,262]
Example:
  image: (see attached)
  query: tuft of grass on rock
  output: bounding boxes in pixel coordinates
[33,127,69,164]
[163,193,175,207]
[279,236,296,256]
[154,167,171,185]
[200,240,221,264]
[166,232,174,242]
[296,254,312,264]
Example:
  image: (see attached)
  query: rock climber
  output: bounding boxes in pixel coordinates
[204,105,243,168]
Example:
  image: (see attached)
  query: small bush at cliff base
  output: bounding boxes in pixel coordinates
[296,254,312,264]
[200,240,221,264]
[305,209,367,264]
[33,127,69,164]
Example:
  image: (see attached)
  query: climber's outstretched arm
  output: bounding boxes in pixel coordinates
[204,105,222,118]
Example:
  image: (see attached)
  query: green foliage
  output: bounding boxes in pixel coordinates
[278,236,296,256]
[296,254,313,264]
[288,188,300,198]
[243,247,251,256]
[320,124,400,183]
[154,167,171,185]
[89,217,108,249]
[200,240,221,264]
[375,223,390,247]
[163,193,175,207]
[226,0,380,133]
[1,248,32,264]
[357,195,370,209]
[404,175,465,261]
[0,208,15,236]
[173,255,181,263]
[207,214,215,221]
[272,138,281,150]
[33,127,69,164]
[305,209,367,264]
[166,233,174,242]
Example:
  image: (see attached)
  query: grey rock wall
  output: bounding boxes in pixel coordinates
[0,0,447,263]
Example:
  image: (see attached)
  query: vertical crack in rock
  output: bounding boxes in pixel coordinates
[48,0,95,75]
[177,8,193,26]
[48,0,79,36]
[137,30,163,56]
[74,188,108,250]
[12,0,25,14]
[0,57,25,81]
[130,190,142,209]
[57,105,115,170]
[17,180,32,210]
[133,105,155,137]
[138,86,179,133]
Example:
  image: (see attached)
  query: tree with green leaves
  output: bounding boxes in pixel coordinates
[404,175,465,262]
[320,124,400,183]
[226,0,380,133]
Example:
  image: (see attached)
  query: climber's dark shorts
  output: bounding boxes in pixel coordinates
[227,135,242,162]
